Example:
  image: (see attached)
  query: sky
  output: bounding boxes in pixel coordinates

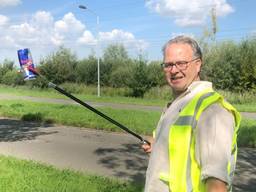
[0,0,255,66]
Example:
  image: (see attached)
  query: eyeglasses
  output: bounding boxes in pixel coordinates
[161,57,200,70]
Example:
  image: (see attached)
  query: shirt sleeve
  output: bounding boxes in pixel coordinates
[195,103,235,184]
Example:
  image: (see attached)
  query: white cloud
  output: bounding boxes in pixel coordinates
[145,0,234,27]
[0,35,18,48]
[54,12,85,34]
[53,12,85,45]
[78,30,97,45]
[51,33,64,46]
[0,0,21,7]
[99,29,148,51]
[32,11,54,27]
[10,23,36,36]
[0,11,148,62]
[99,29,134,41]
[1,11,86,48]
[0,15,9,26]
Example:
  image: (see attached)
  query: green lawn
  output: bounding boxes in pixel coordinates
[0,100,160,135]
[0,85,167,106]
[234,104,256,112]
[0,155,143,192]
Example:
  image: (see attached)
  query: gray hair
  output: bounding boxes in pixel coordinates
[162,35,202,59]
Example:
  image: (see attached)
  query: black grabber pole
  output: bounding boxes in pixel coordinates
[29,67,150,145]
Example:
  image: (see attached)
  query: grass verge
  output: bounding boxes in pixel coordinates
[238,118,256,148]
[0,100,160,135]
[0,85,167,106]
[0,155,143,192]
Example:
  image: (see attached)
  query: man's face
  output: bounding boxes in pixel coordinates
[163,43,202,95]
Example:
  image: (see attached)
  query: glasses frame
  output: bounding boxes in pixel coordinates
[161,57,200,71]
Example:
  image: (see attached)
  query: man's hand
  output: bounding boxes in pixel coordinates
[141,137,154,153]
[206,178,228,192]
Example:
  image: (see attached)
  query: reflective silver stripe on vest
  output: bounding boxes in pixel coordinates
[174,116,195,126]
[194,92,215,121]
[173,91,216,192]
[174,92,215,128]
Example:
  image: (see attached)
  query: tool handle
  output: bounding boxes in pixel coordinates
[48,82,149,144]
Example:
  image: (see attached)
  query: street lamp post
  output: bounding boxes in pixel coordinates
[79,5,100,97]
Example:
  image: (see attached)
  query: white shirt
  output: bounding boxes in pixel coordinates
[144,81,235,192]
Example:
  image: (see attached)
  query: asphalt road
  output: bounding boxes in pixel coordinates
[0,117,255,191]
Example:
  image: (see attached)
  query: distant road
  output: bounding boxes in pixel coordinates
[0,94,255,119]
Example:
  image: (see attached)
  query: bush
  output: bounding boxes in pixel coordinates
[21,112,44,122]
[1,70,24,86]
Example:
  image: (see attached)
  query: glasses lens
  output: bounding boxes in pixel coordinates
[176,61,188,70]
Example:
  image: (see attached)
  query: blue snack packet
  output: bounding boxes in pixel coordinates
[17,48,36,80]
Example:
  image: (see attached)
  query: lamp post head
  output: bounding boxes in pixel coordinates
[78,5,87,9]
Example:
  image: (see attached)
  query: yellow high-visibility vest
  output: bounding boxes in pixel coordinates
[159,90,241,192]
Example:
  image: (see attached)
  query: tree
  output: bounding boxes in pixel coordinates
[75,55,98,85]
[147,61,165,87]
[127,58,151,97]
[202,41,241,91]
[238,38,256,91]
[109,63,133,88]
[102,44,132,86]
[103,44,130,67]
[0,59,14,82]
[39,47,78,84]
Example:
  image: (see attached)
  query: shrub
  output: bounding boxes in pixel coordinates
[1,70,24,86]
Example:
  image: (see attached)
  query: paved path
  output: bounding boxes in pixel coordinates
[0,117,255,191]
[0,117,147,183]
[0,94,256,119]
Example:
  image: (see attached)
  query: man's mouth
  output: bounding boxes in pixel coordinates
[171,76,183,80]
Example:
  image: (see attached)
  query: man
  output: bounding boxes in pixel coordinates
[142,35,240,192]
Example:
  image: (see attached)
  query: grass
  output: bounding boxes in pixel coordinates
[238,118,256,148]
[0,100,160,135]
[0,85,167,106]
[233,104,256,112]
[0,155,143,192]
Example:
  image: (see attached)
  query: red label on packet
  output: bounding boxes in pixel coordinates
[17,48,36,80]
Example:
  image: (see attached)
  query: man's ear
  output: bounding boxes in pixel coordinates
[196,59,202,74]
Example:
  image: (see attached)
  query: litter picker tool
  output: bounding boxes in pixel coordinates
[17,48,150,145]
